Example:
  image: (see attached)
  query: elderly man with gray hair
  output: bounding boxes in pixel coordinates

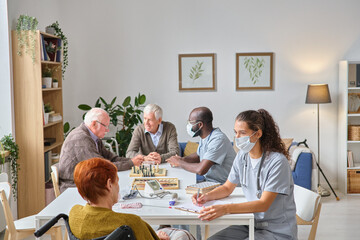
[126,104,180,163]
[58,108,144,192]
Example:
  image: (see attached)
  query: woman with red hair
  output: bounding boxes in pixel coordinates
[69,157,194,240]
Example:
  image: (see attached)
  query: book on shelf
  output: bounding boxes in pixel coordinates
[40,34,48,61]
[348,64,360,87]
[348,150,354,167]
[56,39,62,62]
[44,151,51,182]
[185,181,220,194]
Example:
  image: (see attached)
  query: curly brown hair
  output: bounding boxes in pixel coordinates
[235,109,289,159]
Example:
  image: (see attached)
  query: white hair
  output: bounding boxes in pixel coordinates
[144,104,163,120]
[84,108,108,126]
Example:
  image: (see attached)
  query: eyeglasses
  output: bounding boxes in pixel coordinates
[187,120,202,125]
[96,121,109,129]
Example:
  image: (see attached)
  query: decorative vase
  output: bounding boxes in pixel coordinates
[42,77,52,88]
[53,82,58,88]
[44,112,50,125]
[45,26,56,35]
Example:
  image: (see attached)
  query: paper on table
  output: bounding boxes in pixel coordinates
[174,200,232,214]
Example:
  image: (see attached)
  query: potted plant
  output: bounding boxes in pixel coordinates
[42,66,52,88]
[44,103,53,124]
[16,15,38,63]
[47,21,68,79]
[52,79,58,88]
[0,134,20,199]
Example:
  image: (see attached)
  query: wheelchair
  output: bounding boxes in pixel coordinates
[34,213,136,240]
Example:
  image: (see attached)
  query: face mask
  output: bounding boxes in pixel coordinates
[186,122,201,138]
[235,131,258,153]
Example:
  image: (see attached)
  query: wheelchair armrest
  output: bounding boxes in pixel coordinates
[34,213,68,238]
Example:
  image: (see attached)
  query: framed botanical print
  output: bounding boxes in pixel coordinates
[236,52,274,90]
[179,53,216,91]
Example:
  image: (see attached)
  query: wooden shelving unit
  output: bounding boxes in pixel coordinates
[12,30,64,217]
[338,61,360,194]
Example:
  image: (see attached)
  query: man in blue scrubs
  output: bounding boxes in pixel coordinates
[166,107,235,184]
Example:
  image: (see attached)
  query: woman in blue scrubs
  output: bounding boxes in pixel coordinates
[193,109,297,240]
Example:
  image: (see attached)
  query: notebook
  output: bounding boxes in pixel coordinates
[185,181,220,194]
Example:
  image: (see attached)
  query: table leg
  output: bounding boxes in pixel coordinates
[204,225,209,239]
[249,218,255,240]
[189,225,196,238]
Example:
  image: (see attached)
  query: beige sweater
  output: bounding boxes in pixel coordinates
[126,121,180,162]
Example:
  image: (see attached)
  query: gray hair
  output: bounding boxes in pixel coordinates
[144,104,163,120]
[84,108,108,126]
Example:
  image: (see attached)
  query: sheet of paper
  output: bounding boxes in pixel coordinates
[174,199,232,213]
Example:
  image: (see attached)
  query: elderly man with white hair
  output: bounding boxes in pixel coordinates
[126,104,180,163]
[58,108,144,192]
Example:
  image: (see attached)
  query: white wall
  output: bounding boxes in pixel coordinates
[0,0,12,136]
[7,0,360,191]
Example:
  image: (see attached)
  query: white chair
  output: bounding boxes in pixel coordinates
[51,165,61,198]
[0,182,62,240]
[103,137,119,156]
[294,184,322,240]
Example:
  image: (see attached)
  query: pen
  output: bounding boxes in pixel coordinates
[196,189,200,206]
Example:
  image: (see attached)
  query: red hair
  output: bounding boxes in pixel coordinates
[74,158,117,204]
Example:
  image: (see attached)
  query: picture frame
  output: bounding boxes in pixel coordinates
[236,52,274,90]
[178,53,216,91]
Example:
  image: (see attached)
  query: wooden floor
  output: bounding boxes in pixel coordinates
[298,191,360,240]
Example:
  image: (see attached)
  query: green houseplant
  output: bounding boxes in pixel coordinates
[0,134,20,199]
[78,93,146,156]
[47,21,68,79]
[16,15,38,63]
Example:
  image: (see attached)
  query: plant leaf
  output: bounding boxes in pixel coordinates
[64,122,70,133]
[78,104,92,111]
[122,96,131,107]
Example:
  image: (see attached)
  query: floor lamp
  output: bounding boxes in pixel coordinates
[305,84,332,197]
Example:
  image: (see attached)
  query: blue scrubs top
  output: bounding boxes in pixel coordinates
[197,128,236,184]
[228,151,298,239]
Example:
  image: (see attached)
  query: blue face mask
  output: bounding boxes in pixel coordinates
[235,131,258,153]
[186,122,201,138]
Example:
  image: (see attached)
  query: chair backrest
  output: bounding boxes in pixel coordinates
[35,214,135,240]
[51,165,61,197]
[294,184,322,240]
[103,138,119,156]
[0,183,16,234]
[0,174,9,232]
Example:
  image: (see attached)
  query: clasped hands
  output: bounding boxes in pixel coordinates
[131,152,161,166]
[191,192,227,221]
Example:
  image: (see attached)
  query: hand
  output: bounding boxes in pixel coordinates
[165,155,182,167]
[157,231,170,240]
[131,155,144,166]
[192,192,208,206]
[198,204,227,221]
[145,152,161,164]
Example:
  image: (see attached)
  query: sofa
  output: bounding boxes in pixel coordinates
[178,141,312,190]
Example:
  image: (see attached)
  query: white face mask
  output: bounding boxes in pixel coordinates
[186,122,201,138]
[235,131,258,153]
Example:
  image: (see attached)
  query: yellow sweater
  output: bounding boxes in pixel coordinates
[69,204,159,240]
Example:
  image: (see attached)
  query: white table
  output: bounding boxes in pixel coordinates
[36,164,254,240]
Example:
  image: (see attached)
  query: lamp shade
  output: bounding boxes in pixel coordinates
[305,84,332,104]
